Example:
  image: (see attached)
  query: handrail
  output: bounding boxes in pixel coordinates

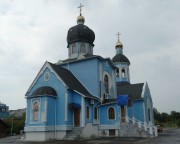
[127,116,157,136]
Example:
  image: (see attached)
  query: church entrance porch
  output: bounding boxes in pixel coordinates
[74,108,80,127]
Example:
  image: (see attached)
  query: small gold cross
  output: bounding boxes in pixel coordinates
[116,32,121,41]
[78,3,84,15]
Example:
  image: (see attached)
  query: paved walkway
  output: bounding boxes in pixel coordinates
[0,128,180,144]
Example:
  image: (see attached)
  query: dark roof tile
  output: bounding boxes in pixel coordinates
[49,62,92,97]
[117,83,144,100]
[112,54,130,64]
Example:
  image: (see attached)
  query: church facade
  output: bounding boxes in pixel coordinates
[24,6,157,141]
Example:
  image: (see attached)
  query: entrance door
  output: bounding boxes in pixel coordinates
[121,106,125,123]
[74,109,80,127]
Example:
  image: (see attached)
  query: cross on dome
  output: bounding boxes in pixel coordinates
[78,3,84,16]
[115,32,123,48]
[116,32,121,41]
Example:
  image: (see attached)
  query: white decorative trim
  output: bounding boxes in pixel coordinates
[141,82,146,98]
[24,125,73,132]
[26,61,68,96]
[143,102,146,123]
[82,96,85,127]
[45,97,48,122]
[44,72,50,81]
[64,91,68,121]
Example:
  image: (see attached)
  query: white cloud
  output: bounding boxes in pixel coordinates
[0,0,180,113]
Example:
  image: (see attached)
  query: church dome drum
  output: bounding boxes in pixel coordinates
[67,24,95,47]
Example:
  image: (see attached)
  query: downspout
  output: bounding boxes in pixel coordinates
[54,98,57,139]
[132,101,134,118]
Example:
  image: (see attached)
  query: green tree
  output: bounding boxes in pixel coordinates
[160,112,169,123]
[4,113,25,135]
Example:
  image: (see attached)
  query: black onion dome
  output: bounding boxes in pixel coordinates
[32,86,57,96]
[67,24,95,47]
[112,54,130,64]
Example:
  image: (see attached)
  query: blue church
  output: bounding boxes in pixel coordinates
[24,5,157,141]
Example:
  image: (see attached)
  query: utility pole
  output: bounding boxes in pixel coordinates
[11,118,14,136]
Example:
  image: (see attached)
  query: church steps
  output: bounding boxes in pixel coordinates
[63,127,83,140]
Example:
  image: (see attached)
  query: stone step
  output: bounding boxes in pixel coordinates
[63,127,83,140]
[119,123,149,137]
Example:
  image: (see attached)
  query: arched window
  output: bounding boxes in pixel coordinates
[33,102,39,121]
[116,69,119,77]
[94,107,98,119]
[122,69,125,77]
[80,43,86,53]
[72,44,77,54]
[104,75,109,94]
[108,107,115,120]
[86,106,90,118]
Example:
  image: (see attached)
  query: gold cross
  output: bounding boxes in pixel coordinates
[116,32,121,41]
[78,3,84,15]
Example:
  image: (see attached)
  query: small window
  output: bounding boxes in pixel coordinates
[109,130,115,136]
[94,107,98,119]
[104,75,109,94]
[108,107,115,120]
[80,43,86,53]
[72,44,77,54]
[33,102,39,121]
[86,106,90,118]
[122,69,125,77]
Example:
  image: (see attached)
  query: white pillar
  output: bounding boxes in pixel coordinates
[64,92,68,121]
[138,121,141,128]
[154,126,158,137]
[132,117,135,125]
[143,102,146,122]
[144,121,147,131]
[45,97,48,122]
[149,127,153,135]
[81,96,85,127]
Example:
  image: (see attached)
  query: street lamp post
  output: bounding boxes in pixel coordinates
[11,118,14,136]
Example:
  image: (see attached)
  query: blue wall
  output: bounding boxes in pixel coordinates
[26,67,67,127]
[62,59,99,96]
[143,84,154,125]
[133,101,144,122]
[61,58,116,98]
[99,103,120,125]
[128,107,133,118]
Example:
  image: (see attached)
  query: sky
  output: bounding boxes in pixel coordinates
[0,0,180,114]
